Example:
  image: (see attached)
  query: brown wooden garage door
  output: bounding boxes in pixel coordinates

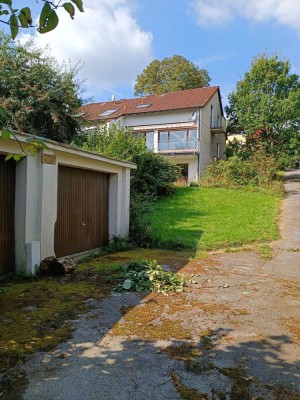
[0,155,15,274]
[54,166,109,257]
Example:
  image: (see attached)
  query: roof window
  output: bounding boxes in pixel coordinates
[136,104,151,109]
[99,108,119,116]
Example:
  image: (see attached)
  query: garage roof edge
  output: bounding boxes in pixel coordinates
[2,130,137,169]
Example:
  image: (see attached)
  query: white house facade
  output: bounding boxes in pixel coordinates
[80,86,226,182]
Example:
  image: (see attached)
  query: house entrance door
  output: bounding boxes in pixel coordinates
[177,163,189,181]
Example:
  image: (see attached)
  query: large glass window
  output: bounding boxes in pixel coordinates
[145,132,154,150]
[158,132,169,150]
[158,129,197,151]
[132,131,154,150]
[170,130,187,149]
[188,130,197,149]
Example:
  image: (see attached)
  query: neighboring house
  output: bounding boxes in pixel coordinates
[0,132,136,275]
[79,86,226,182]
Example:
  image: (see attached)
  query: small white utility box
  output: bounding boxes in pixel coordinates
[25,241,41,275]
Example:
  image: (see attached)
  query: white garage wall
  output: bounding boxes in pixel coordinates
[0,133,136,273]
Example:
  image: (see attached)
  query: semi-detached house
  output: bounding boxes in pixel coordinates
[79,86,226,182]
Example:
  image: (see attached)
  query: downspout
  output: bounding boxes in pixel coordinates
[197,108,202,181]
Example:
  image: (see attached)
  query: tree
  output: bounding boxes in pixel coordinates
[134,55,211,96]
[0,0,84,39]
[226,54,300,159]
[0,31,83,143]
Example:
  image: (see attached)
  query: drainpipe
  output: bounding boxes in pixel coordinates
[196,108,202,181]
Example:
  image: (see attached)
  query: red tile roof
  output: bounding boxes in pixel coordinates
[79,86,220,121]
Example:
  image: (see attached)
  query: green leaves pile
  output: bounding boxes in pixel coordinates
[115,259,186,295]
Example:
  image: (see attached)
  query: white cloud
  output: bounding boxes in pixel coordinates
[190,0,300,32]
[21,0,153,98]
[196,52,236,67]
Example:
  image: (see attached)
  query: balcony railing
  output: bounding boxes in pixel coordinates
[210,116,226,131]
[158,139,197,151]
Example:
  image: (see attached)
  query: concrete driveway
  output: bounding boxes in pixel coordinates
[19,170,300,400]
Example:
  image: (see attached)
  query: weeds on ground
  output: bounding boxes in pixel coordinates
[0,260,120,373]
[76,236,135,264]
[256,244,273,260]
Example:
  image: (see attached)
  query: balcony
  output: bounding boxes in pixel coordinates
[158,138,197,152]
[210,116,226,133]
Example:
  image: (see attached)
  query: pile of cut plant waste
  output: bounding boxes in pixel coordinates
[115,259,186,295]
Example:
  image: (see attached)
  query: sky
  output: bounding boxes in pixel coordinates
[8,0,300,108]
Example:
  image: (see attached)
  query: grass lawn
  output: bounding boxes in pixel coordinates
[150,187,282,251]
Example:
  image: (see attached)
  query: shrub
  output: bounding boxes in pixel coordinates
[131,151,179,197]
[276,153,299,169]
[82,123,146,162]
[129,194,156,247]
[200,150,281,190]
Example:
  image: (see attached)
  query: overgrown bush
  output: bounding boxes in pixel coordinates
[131,151,178,197]
[276,153,299,170]
[115,259,186,294]
[82,123,146,162]
[129,194,156,247]
[200,150,281,190]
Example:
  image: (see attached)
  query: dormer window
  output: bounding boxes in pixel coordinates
[99,108,119,117]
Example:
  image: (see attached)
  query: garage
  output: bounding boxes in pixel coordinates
[0,131,136,274]
[0,155,15,274]
[54,165,109,257]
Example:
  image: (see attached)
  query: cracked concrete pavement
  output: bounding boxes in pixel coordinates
[18,169,300,399]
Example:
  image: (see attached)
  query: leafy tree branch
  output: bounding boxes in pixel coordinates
[0,105,48,160]
[0,0,84,39]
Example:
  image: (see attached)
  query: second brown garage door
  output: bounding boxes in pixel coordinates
[54,166,109,257]
[0,155,15,274]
